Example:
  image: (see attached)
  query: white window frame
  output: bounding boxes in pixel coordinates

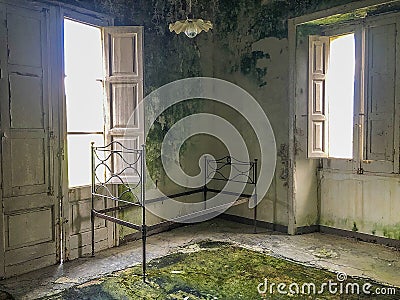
[61,9,112,189]
[63,17,106,188]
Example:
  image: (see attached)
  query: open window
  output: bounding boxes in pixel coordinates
[307,14,400,174]
[308,34,355,159]
[64,19,104,187]
[64,22,143,187]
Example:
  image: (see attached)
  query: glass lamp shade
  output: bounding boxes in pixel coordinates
[169,18,212,38]
[184,20,199,38]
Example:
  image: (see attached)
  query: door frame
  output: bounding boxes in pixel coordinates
[0,1,6,278]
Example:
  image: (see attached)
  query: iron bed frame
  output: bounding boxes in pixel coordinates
[90,141,258,282]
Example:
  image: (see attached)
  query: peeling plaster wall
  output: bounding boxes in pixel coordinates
[293,24,320,229]
[206,0,361,228]
[52,0,297,229]
[214,36,290,227]
[52,0,399,239]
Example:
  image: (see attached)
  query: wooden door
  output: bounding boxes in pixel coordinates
[0,3,59,277]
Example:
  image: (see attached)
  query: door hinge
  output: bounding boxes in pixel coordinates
[57,148,65,160]
[56,217,69,225]
[57,192,64,201]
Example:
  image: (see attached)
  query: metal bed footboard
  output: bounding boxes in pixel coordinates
[90,141,147,281]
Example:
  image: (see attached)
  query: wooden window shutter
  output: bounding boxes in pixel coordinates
[103,26,144,181]
[308,35,330,158]
[363,20,397,173]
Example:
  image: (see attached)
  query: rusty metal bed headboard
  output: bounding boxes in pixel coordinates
[205,155,258,185]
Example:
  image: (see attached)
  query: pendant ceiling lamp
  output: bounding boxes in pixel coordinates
[169,0,213,38]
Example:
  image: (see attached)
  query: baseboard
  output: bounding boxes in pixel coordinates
[119,217,400,249]
[218,213,288,233]
[296,225,320,234]
[320,226,400,249]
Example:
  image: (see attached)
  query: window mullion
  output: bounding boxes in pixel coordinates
[67,132,104,135]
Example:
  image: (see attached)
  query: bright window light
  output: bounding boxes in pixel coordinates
[326,33,355,159]
[64,19,104,187]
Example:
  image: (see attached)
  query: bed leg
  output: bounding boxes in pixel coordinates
[91,210,95,256]
[253,206,257,234]
[142,224,147,283]
[253,158,258,234]
[203,185,207,209]
[91,142,95,257]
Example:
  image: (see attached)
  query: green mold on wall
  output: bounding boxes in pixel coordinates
[320,218,334,227]
[373,223,400,240]
[240,51,269,86]
[145,99,204,183]
[307,2,400,27]
[322,218,400,240]
[352,222,358,232]
[297,24,324,40]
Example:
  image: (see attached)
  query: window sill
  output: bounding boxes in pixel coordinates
[322,158,355,172]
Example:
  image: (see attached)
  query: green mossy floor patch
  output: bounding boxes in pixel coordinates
[42,241,398,299]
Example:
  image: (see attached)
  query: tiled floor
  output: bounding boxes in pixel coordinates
[0,219,399,299]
